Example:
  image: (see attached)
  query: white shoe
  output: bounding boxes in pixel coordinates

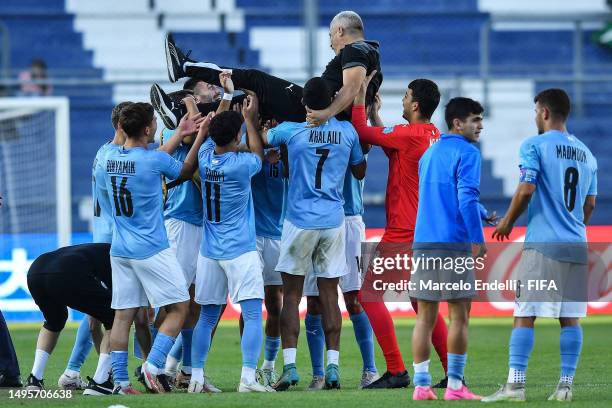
[359,371,380,389]
[238,379,276,392]
[58,373,87,390]
[188,377,222,394]
[481,383,526,402]
[547,382,572,402]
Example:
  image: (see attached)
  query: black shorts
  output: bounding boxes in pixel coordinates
[27,272,114,332]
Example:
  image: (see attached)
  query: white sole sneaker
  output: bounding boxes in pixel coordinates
[238,381,275,393]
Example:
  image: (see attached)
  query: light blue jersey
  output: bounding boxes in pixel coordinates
[92,142,117,243]
[267,119,364,229]
[199,138,262,260]
[343,157,365,216]
[519,130,597,262]
[103,146,182,259]
[161,128,203,226]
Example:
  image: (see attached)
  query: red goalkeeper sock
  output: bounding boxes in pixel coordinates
[360,300,406,374]
[411,300,449,374]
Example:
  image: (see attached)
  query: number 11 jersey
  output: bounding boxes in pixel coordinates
[519,130,597,247]
[198,138,262,260]
[103,146,182,259]
[267,118,365,230]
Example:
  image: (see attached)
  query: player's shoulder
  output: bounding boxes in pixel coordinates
[520,134,546,151]
[345,40,379,54]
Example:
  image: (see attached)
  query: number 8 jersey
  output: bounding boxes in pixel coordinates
[198,138,262,260]
[267,118,365,230]
[103,146,182,259]
[519,130,597,250]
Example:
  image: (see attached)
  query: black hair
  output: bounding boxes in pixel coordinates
[119,102,155,138]
[534,88,570,121]
[183,78,203,91]
[302,77,332,111]
[209,110,243,147]
[445,97,484,130]
[408,79,440,120]
[111,101,133,130]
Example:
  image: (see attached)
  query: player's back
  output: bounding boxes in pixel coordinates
[103,146,182,259]
[28,244,112,285]
[92,142,117,243]
[251,147,287,240]
[520,130,597,244]
[267,118,364,229]
[343,161,365,216]
[198,138,262,259]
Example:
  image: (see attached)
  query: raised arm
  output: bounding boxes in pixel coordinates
[241,95,264,162]
[216,70,234,114]
[158,111,204,154]
[178,112,214,179]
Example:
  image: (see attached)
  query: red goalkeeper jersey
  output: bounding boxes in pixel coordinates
[352,105,440,242]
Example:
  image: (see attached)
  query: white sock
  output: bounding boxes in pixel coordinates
[63,368,79,378]
[182,366,192,375]
[165,355,179,374]
[145,361,160,375]
[32,349,50,380]
[283,348,297,365]
[241,366,256,384]
[184,61,223,72]
[508,368,526,384]
[327,350,339,366]
[448,377,463,390]
[92,353,111,384]
[413,359,430,374]
[261,360,275,370]
[191,368,204,384]
[560,375,573,385]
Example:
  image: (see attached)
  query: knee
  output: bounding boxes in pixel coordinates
[343,293,362,315]
[265,297,282,317]
[200,305,222,326]
[307,297,321,315]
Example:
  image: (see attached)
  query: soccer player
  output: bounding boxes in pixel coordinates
[188,101,271,393]
[482,89,597,403]
[103,102,210,394]
[409,97,486,401]
[302,154,378,390]
[351,73,451,389]
[254,77,366,390]
[158,11,381,128]
[25,244,115,395]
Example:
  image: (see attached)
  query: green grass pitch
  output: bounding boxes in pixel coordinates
[2,316,611,407]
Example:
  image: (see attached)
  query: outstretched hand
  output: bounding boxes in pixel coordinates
[177,112,203,138]
[492,217,513,241]
[242,94,259,123]
[305,106,330,127]
[219,70,234,94]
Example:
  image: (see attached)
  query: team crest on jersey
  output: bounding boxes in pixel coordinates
[382,127,394,134]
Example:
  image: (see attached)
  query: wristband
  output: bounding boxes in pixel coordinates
[222,93,233,101]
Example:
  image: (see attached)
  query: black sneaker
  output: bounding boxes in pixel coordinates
[432,376,467,389]
[362,370,410,389]
[165,33,193,83]
[134,365,145,386]
[25,374,44,390]
[83,376,114,396]
[150,83,184,130]
[157,373,174,393]
[0,373,22,388]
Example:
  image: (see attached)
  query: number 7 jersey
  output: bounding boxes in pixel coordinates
[198,138,262,260]
[519,130,597,245]
[267,118,365,229]
[102,146,182,259]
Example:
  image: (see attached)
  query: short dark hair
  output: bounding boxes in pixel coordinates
[183,78,203,91]
[534,88,570,120]
[209,110,243,147]
[302,77,332,111]
[111,101,133,130]
[445,97,484,130]
[169,89,193,101]
[119,102,155,138]
[408,79,440,120]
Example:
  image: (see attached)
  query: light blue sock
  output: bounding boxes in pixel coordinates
[239,299,263,369]
[414,372,432,387]
[181,329,193,368]
[350,311,377,373]
[111,351,129,386]
[264,336,281,362]
[560,326,583,378]
[305,313,325,376]
[169,333,183,361]
[147,332,176,371]
[509,327,535,371]
[151,326,159,342]
[447,353,467,381]
[192,305,222,369]
[66,318,93,372]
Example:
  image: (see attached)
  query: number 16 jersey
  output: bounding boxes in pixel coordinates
[267,118,365,230]
[103,146,182,259]
[198,138,262,260]
[519,130,597,246]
